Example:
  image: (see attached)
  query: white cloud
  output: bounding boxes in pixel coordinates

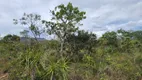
[0,0,142,37]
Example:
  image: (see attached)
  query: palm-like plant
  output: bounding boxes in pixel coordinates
[13,47,43,80]
[41,55,69,80]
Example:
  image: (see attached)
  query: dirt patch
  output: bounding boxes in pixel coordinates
[0,73,8,80]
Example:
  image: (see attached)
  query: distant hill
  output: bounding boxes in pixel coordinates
[20,37,46,42]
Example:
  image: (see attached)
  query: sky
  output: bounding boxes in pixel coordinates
[0,0,142,38]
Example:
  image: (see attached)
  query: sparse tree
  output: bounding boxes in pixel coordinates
[13,13,45,80]
[43,2,86,56]
[13,13,44,42]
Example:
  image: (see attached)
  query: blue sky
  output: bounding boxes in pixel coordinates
[0,0,142,38]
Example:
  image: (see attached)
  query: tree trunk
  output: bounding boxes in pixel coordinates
[60,42,63,57]
[60,39,65,57]
[60,42,63,52]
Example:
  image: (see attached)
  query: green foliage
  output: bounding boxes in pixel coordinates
[39,51,69,80]
[8,46,43,80]
[42,2,86,56]
[65,30,96,61]
[2,34,20,43]
[99,31,117,46]
[132,31,142,42]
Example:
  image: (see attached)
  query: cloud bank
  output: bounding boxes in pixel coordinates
[0,0,142,37]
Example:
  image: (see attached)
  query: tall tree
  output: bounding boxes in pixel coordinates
[13,13,45,80]
[43,2,86,56]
